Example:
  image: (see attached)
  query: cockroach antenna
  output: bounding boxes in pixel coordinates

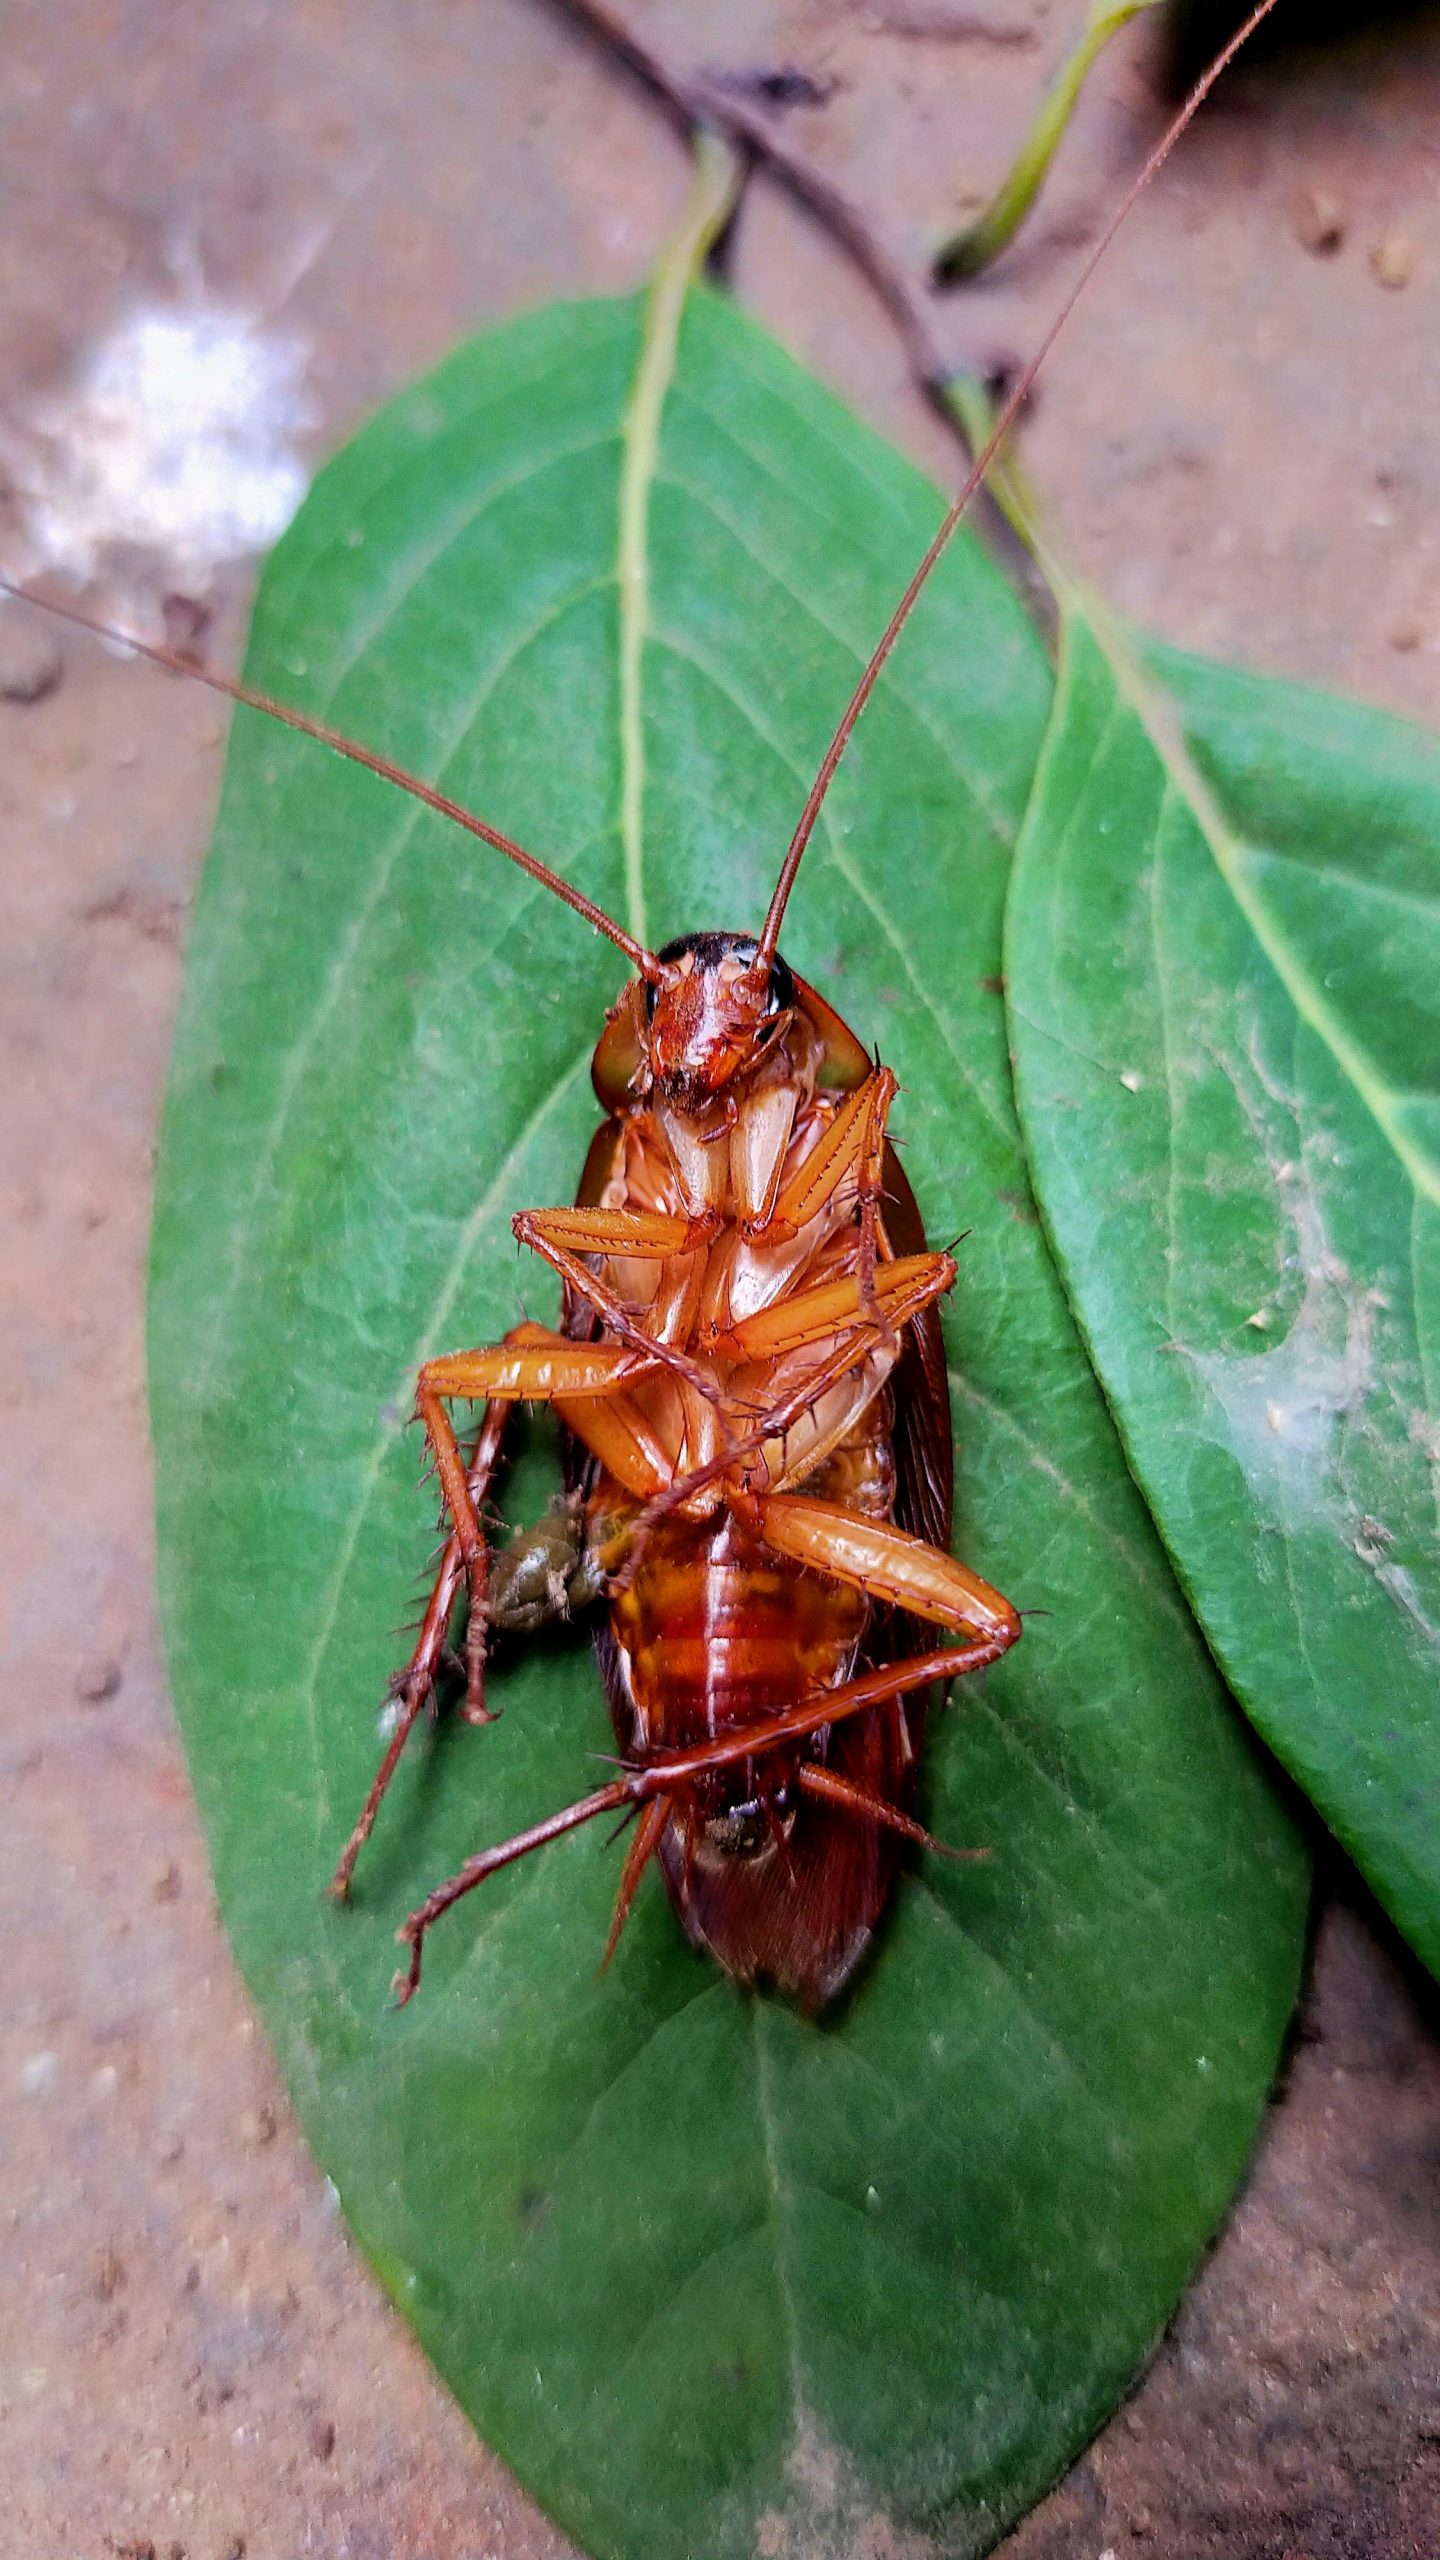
[754,0,1282,965]
[0,575,660,978]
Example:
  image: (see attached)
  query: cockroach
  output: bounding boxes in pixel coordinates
[3,1,1277,2012]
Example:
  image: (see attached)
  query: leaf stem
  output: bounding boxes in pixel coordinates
[940,374,1048,560]
[935,1,1163,284]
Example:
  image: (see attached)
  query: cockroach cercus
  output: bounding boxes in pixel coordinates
[3,2,1278,2011]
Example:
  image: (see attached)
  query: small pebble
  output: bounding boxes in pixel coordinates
[1371,230,1414,290]
[75,1653,122,1704]
[1294,188,1345,256]
[239,2103,278,2149]
[94,2243,126,2300]
[308,2414,337,2460]
[0,617,63,703]
[152,1861,183,1902]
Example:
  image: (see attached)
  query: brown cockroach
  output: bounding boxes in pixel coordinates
[360,913,1021,2014]
[4,2,1277,2012]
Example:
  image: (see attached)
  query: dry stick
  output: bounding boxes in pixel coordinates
[551,0,958,383]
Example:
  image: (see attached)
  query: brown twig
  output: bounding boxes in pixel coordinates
[551,0,969,388]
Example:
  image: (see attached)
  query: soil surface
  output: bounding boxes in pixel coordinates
[3,4,1438,2556]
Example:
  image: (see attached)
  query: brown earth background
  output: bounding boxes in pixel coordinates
[3,4,1439,2556]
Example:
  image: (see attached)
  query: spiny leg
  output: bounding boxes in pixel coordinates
[512,1206,724,1406]
[330,1396,509,1900]
[415,1325,648,1669]
[393,1634,1012,2001]
[754,1065,897,1247]
[416,1324,662,1585]
[754,1063,899,1322]
[704,1249,954,1362]
[600,1792,672,1969]
[851,1066,897,1320]
[747,1491,1021,1649]
[795,1762,990,1862]
[334,1327,662,1900]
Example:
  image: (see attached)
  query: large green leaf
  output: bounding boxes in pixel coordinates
[1007,612,1440,1972]
[150,287,1305,2560]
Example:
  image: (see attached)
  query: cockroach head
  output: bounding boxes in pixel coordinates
[643,932,794,1104]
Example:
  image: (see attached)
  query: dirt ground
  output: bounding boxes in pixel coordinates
[3,4,1439,2556]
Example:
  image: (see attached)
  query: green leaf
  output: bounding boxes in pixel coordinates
[1007,610,1440,1973]
[150,287,1306,2560]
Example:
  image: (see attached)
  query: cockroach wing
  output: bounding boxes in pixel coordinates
[881,1140,954,1559]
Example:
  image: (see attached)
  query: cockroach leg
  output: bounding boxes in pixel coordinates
[599,1792,672,1969]
[330,1648,439,1903]
[393,1776,637,2002]
[514,1205,715,1258]
[710,1249,953,1362]
[330,1401,510,1900]
[760,1790,800,1889]
[420,1328,661,1404]
[795,1763,990,1863]
[449,1399,511,1720]
[335,1332,664,1900]
[416,1376,488,1578]
[419,1331,669,1519]
[641,1636,1019,1786]
[752,1065,898,1245]
[394,1636,1013,1998]
[750,1493,1021,1647]
[743,1059,898,1332]
[852,1068,896,1328]
[512,1210,726,1406]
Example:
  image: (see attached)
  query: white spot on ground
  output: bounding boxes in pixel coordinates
[5,295,316,627]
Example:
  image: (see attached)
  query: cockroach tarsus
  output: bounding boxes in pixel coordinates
[0,0,1279,2013]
